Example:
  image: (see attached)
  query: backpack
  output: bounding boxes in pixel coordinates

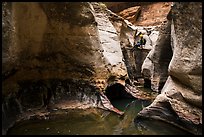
[140,38,146,45]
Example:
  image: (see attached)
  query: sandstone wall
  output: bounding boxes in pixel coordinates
[136,2,202,135]
[142,22,172,92]
[2,2,128,134]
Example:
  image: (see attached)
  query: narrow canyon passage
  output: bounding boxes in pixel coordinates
[2,2,202,135]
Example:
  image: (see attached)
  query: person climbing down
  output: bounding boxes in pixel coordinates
[138,34,146,49]
[132,31,141,51]
[132,33,146,51]
[133,41,141,50]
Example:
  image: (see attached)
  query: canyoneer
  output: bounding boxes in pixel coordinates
[138,34,146,49]
[136,34,146,49]
[133,32,146,50]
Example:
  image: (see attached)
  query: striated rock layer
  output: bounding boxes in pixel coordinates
[2,2,128,134]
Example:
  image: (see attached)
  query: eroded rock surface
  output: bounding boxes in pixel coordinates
[2,2,128,134]
[135,2,202,135]
[142,21,172,92]
[2,2,201,135]
[118,19,159,82]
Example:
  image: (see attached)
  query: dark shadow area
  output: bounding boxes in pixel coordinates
[105,83,136,111]
[158,82,165,93]
[144,78,151,88]
[105,83,134,100]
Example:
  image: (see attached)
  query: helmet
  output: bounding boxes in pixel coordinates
[139,34,143,37]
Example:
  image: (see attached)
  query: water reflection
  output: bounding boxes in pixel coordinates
[7,98,190,135]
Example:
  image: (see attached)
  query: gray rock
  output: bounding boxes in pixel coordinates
[92,2,128,79]
[141,20,172,92]
[135,2,202,135]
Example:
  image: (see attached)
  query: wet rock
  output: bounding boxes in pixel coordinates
[2,95,22,135]
[135,2,202,135]
[125,84,157,100]
[99,92,124,115]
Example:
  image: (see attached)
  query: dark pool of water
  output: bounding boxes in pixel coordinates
[7,97,190,135]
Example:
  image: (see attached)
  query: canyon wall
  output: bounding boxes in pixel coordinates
[136,2,202,135]
[2,2,128,134]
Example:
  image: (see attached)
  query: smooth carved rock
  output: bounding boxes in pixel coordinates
[142,21,172,92]
[118,19,158,82]
[135,2,202,135]
[92,2,128,80]
[2,2,129,134]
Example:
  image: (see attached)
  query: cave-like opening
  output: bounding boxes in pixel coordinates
[105,83,135,111]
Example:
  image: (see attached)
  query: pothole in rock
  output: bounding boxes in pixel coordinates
[105,83,136,112]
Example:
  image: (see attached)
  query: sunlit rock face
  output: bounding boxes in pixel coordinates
[118,19,158,82]
[2,2,128,134]
[104,2,152,13]
[141,22,172,92]
[136,2,202,135]
[103,2,138,13]
[2,2,128,99]
[2,2,108,121]
[2,2,110,83]
[92,2,127,83]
